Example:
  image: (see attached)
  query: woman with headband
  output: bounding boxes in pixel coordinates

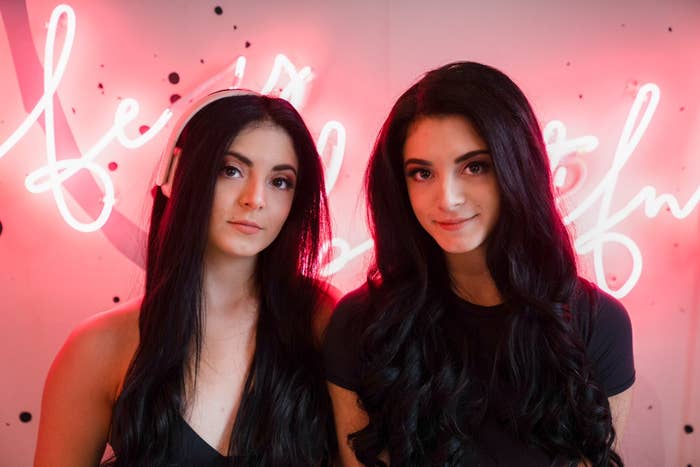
[323,62,634,466]
[35,90,337,466]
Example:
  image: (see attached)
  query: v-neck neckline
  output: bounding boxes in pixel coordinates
[179,414,230,460]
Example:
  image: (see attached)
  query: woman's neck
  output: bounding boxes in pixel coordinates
[445,249,503,306]
[202,252,258,321]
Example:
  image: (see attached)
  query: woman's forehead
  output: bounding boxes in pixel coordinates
[226,124,298,169]
[403,115,487,160]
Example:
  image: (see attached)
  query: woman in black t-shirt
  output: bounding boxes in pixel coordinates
[323,62,634,466]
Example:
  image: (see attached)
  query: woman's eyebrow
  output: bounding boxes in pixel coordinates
[225,151,253,167]
[454,149,490,164]
[225,152,297,176]
[272,164,297,176]
[404,157,432,167]
[404,149,490,168]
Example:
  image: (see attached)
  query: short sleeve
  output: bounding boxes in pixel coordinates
[321,285,369,391]
[586,290,636,396]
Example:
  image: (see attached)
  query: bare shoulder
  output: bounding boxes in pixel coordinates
[78,297,141,346]
[49,297,141,401]
[34,297,142,466]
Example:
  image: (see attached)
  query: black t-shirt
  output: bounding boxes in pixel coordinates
[322,281,635,465]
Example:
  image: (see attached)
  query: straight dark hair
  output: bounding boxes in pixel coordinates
[354,62,621,466]
[106,94,334,466]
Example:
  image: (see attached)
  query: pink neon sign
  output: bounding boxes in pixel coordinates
[0,5,346,233]
[0,5,171,232]
[318,86,700,299]
[550,84,700,298]
[1,4,697,299]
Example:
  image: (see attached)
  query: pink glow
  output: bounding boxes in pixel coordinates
[0,5,171,232]
[0,5,346,235]
[556,84,699,297]
[320,84,700,299]
[1,5,696,298]
[260,53,314,110]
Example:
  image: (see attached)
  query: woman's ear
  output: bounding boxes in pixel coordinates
[160,147,181,198]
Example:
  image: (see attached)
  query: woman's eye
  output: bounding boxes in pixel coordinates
[271,177,294,190]
[408,168,432,181]
[465,161,489,175]
[221,165,241,178]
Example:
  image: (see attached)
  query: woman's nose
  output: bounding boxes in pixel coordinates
[436,175,465,211]
[238,177,265,209]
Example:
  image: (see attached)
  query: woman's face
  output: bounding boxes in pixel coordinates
[206,122,298,260]
[402,115,500,260]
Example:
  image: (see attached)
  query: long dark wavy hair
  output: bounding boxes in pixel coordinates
[106,94,334,466]
[352,62,621,466]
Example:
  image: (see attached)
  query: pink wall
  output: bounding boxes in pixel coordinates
[0,0,698,465]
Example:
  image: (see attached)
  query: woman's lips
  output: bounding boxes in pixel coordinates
[229,220,263,235]
[434,214,478,231]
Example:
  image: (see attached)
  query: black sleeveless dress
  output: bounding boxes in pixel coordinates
[109,414,253,466]
[173,414,236,466]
